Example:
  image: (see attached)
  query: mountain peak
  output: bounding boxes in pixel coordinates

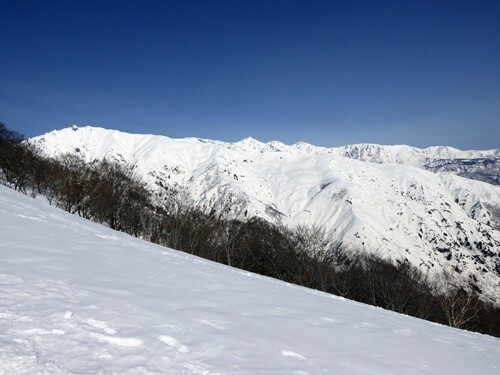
[29,125,500,304]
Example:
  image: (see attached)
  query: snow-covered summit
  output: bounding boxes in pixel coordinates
[36,125,499,160]
[1,185,500,374]
[30,126,500,303]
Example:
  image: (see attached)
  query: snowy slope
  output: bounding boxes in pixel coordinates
[1,185,500,374]
[30,126,500,303]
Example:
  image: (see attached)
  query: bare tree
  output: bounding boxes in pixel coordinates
[438,287,483,329]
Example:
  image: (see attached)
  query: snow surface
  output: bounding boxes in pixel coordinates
[30,126,500,303]
[1,185,500,374]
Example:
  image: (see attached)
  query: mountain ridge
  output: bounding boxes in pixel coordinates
[30,126,500,303]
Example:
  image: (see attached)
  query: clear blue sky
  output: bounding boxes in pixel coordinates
[1,0,499,149]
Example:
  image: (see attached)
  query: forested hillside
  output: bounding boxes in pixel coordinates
[1,123,499,336]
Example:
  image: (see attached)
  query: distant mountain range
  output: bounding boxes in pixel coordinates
[30,126,500,303]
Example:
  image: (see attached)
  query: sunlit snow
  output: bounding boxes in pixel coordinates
[1,185,499,374]
[29,126,500,303]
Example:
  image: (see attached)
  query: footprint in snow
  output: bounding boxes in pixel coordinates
[95,234,118,240]
[0,274,23,285]
[353,321,378,330]
[393,328,416,336]
[77,315,141,347]
[281,350,307,360]
[84,318,117,334]
[17,214,44,222]
[159,335,190,353]
[306,316,341,326]
[196,319,226,330]
[12,328,65,336]
[91,332,143,347]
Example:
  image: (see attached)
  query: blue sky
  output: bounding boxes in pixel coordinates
[1,0,499,149]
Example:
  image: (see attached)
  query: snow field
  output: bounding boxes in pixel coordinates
[1,185,499,374]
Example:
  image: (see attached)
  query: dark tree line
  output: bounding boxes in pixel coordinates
[0,123,150,235]
[1,122,499,337]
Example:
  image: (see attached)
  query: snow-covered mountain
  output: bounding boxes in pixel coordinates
[30,126,500,303]
[215,139,500,185]
[338,144,500,186]
[1,184,500,374]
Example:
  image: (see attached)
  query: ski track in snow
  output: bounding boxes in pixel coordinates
[1,185,500,374]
